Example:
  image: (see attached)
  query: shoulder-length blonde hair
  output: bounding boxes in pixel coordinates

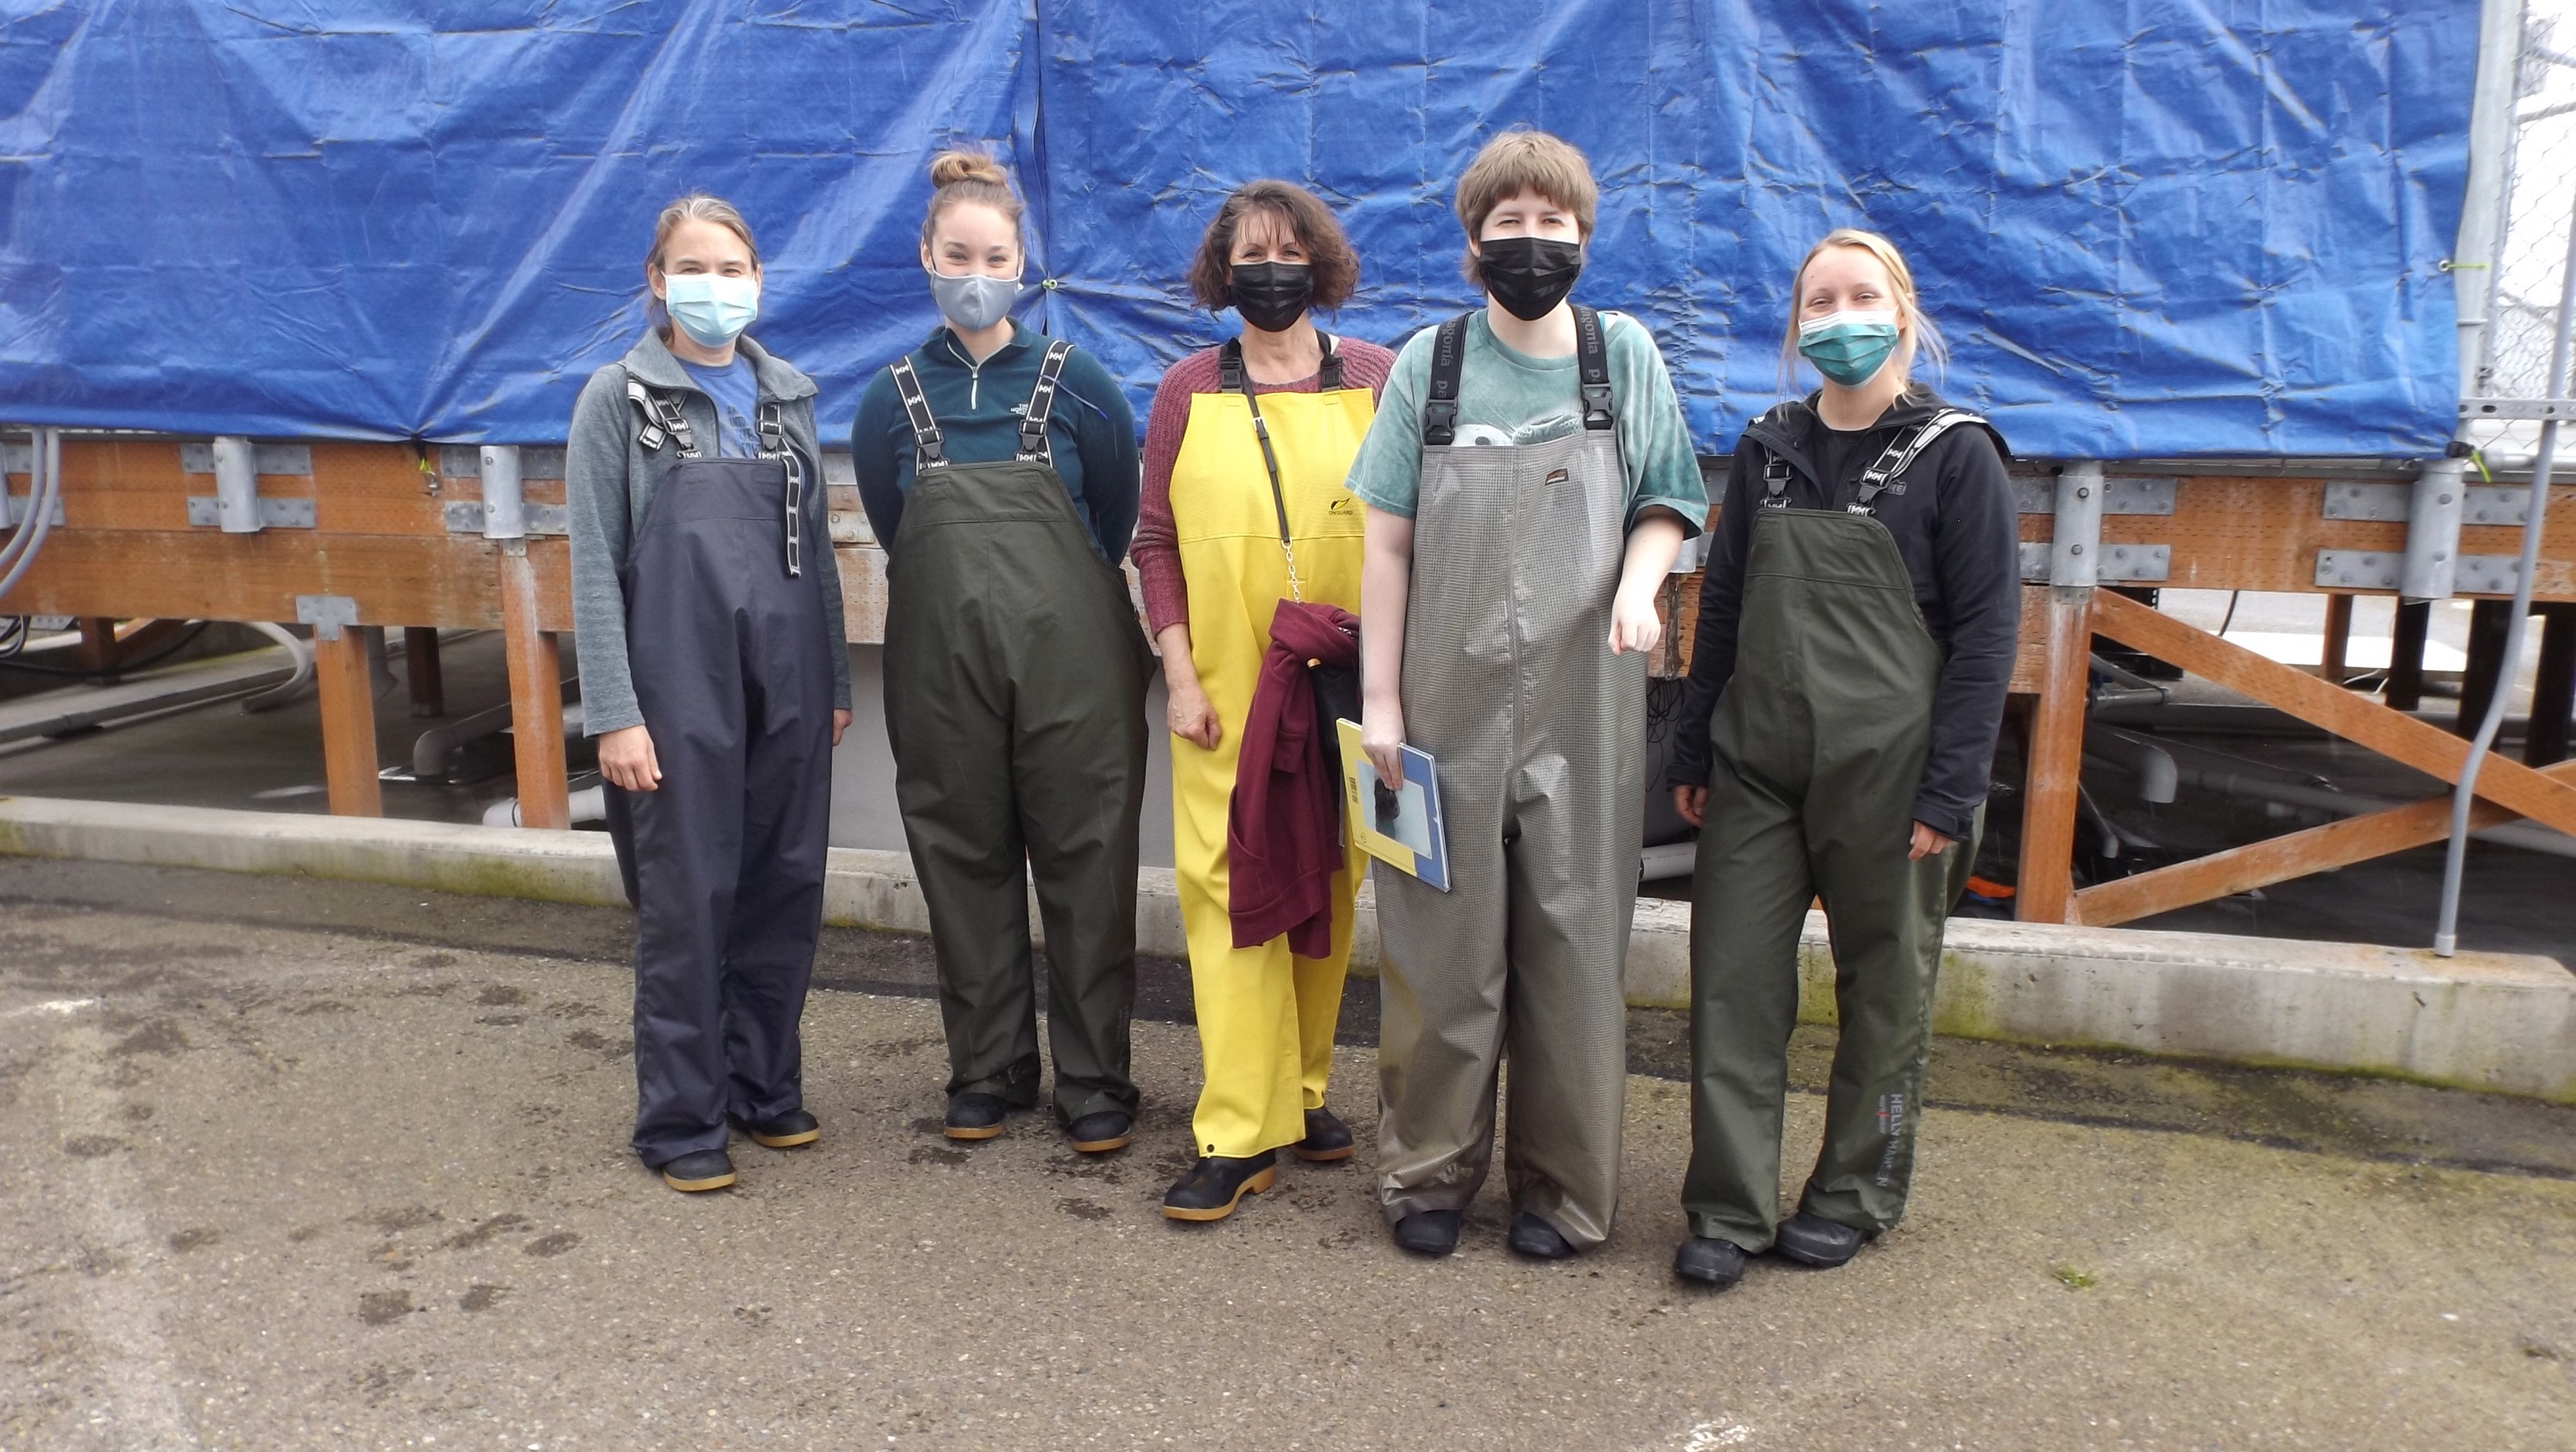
[1778,227,1948,391]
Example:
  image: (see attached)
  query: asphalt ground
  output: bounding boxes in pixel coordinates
[2,862,2573,1450]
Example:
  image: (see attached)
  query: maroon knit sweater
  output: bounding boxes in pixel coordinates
[1132,335,1398,638]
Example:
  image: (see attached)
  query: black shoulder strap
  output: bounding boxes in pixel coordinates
[625,374,698,459]
[1017,339,1074,466]
[887,357,946,470]
[754,400,785,461]
[1219,332,1346,395]
[1572,305,1613,431]
[1851,408,1985,515]
[1421,314,1471,447]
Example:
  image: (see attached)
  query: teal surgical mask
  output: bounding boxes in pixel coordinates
[663,273,760,348]
[1797,309,1900,387]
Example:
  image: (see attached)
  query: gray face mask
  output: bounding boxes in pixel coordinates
[926,268,1022,332]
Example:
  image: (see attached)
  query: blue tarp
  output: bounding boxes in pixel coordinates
[0,2,2478,458]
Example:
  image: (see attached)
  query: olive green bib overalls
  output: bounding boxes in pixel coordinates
[1684,431,1982,1252]
[881,340,1152,1127]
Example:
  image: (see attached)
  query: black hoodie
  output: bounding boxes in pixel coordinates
[1667,386,2020,842]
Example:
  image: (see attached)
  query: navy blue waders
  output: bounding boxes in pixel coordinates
[605,389,834,1168]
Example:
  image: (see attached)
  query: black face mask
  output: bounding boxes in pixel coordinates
[1476,236,1585,320]
[1230,261,1314,334]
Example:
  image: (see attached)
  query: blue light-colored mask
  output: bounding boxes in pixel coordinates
[1797,309,1900,387]
[664,274,759,348]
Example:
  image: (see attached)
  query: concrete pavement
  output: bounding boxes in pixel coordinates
[2,865,2572,1450]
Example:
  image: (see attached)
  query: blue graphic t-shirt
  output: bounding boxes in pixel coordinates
[679,355,760,458]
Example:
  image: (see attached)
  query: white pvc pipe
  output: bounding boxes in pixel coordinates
[238,620,314,713]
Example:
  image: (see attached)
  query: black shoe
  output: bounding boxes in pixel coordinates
[944,1092,1011,1141]
[1066,1110,1133,1154]
[1391,1209,1462,1258]
[657,1149,736,1193]
[1773,1212,1874,1268]
[1673,1236,1749,1288]
[1507,1211,1577,1260]
[1161,1151,1278,1222]
[1290,1106,1355,1162]
[733,1108,819,1149]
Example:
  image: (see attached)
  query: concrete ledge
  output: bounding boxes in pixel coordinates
[2,795,2567,1102]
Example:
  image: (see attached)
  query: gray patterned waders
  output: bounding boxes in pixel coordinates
[1374,308,1646,1249]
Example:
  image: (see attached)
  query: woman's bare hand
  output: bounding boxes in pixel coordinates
[1672,784,1708,828]
[1166,679,1221,750]
[1361,696,1406,789]
[599,724,661,792]
[1908,821,1953,861]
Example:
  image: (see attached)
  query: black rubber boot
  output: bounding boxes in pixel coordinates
[658,1149,736,1193]
[734,1108,819,1149]
[1066,1110,1133,1153]
[1161,1151,1279,1222]
[1673,1236,1748,1289]
[1391,1209,1462,1258]
[1773,1212,1874,1268]
[1507,1211,1577,1260]
[944,1091,1012,1141]
[1290,1106,1355,1162]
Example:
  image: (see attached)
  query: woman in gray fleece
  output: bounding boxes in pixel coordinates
[564,193,852,1194]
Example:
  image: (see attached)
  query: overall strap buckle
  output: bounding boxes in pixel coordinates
[758,401,803,578]
[1316,330,1345,392]
[1420,314,1471,447]
[627,376,698,459]
[1226,331,1346,396]
[1016,339,1073,466]
[1851,408,1983,515]
[1571,305,1614,431]
[1761,453,1794,509]
[888,357,948,471]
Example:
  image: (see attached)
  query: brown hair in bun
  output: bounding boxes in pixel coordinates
[921,148,1024,252]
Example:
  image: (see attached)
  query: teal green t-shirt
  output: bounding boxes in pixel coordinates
[1344,308,1705,530]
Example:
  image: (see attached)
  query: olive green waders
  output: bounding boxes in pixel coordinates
[1375,309,1645,1250]
[1684,501,1978,1251]
[882,342,1151,1125]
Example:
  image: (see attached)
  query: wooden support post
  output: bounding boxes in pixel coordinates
[2016,586,2091,923]
[2386,600,2430,710]
[2320,593,2354,685]
[403,626,445,718]
[500,542,570,829]
[313,629,384,817]
[2457,598,2514,739]
[73,617,119,675]
[2528,604,2576,767]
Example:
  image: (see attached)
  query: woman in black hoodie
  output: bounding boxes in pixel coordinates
[1665,228,2020,1289]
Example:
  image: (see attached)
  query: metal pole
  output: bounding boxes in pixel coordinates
[2434,193,2576,957]
[2454,0,2525,399]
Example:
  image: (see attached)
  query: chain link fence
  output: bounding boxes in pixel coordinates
[2477,0,2576,414]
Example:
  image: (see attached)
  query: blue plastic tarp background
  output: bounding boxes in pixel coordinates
[0,2,2477,458]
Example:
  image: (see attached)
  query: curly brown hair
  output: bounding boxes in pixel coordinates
[1186,180,1359,313]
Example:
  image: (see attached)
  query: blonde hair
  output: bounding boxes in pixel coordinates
[1454,129,1599,283]
[920,148,1024,251]
[646,193,758,274]
[1780,228,1949,389]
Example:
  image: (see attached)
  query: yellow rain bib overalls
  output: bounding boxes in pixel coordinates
[1167,335,1373,1159]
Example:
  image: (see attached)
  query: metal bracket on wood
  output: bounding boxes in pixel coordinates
[444,500,565,536]
[2318,548,2529,595]
[2,494,64,528]
[295,593,360,642]
[2023,541,2168,584]
[2402,458,2466,602]
[2012,472,2174,516]
[2050,462,2105,587]
[180,438,314,535]
[479,445,524,541]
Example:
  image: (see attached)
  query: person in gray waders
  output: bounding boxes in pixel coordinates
[850,151,1149,1154]
[1349,130,1705,1260]
[1666,228,2020,1288]
[565,194,855,1193]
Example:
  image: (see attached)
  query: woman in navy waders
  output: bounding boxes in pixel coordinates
[1666,228,2020,1286]
[850,152,1150,1155]
[565,194,853,1193]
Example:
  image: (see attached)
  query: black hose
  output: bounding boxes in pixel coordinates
[0,620,212,678]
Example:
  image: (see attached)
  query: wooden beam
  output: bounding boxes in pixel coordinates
[403,626,444,717]
[2090,589,2576,838]
[313,631,383,817]
[2016,586,2091,923]
[500,544,570,830]
[2076,758,2576,927]
[2320,593,2353,685]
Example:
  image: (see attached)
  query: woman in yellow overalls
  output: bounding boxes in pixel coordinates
[1131,181,1397,1222]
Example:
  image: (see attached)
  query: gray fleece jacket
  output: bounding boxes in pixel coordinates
[566,331,852,737]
